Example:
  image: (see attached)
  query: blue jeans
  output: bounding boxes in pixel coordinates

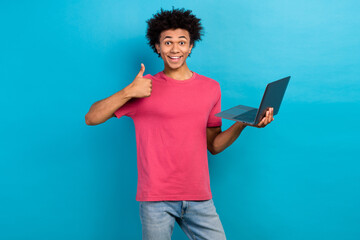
[139,198,227,240]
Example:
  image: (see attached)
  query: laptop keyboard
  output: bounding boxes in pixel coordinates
[233,109,258,122]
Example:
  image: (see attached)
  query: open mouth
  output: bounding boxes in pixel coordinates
[168,56,182,62]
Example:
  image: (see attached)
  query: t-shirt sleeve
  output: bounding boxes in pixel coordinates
[207,84,222,127]
[114,97,138,118]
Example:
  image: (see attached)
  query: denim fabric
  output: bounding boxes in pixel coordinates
[139,198,227,240]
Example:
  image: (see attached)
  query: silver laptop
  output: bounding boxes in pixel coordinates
[215,76,290,126]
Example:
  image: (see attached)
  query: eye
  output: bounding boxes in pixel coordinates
[179,41,185,45]
[165,41,171,45]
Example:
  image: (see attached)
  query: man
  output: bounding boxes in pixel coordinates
[85,8,274,240]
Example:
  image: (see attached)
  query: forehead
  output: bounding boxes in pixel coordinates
[159,28,190,40]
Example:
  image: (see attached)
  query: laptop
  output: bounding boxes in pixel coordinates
[215,76,290,126]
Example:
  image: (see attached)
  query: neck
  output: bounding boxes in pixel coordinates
[163,63,193,80]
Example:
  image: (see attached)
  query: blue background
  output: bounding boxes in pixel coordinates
[1,0,359,239]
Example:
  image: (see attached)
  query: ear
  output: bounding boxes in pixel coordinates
[189,43,193,54]
[155,43,160,53]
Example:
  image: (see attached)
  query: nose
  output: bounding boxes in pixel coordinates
[170,44,180,53]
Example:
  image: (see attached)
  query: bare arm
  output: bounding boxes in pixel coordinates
[85,63,152,125]
[207,108,274,155]
[85,86,134,125]
[207,123,246,155]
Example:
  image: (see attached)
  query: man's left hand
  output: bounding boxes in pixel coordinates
[255,107,274,128]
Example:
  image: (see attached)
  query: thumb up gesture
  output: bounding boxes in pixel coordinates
[128,63,152,98]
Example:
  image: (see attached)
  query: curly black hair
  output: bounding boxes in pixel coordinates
[146,7,204,57]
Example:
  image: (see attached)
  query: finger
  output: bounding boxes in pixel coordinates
[266,109,271,123]
[270,108,274,122]
[267,108,272,121]
[137,63,145,77]
[263,119,268,127]
[257,117,266,128]
[261,111,271,127]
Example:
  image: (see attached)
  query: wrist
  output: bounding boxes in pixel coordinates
[123,84,135,99]
[235,121,247,130]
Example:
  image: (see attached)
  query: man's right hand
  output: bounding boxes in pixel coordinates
[128,63,152,98]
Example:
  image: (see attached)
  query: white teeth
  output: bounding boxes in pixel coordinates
[169,56,181,59]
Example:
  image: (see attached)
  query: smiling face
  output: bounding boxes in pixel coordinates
[155,28,193,71]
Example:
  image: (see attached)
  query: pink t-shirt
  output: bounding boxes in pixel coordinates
[114,71,222,201]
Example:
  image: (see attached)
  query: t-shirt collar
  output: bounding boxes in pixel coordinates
[159,71,197,84]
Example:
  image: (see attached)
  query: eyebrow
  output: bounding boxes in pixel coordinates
[163,36,187,40]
